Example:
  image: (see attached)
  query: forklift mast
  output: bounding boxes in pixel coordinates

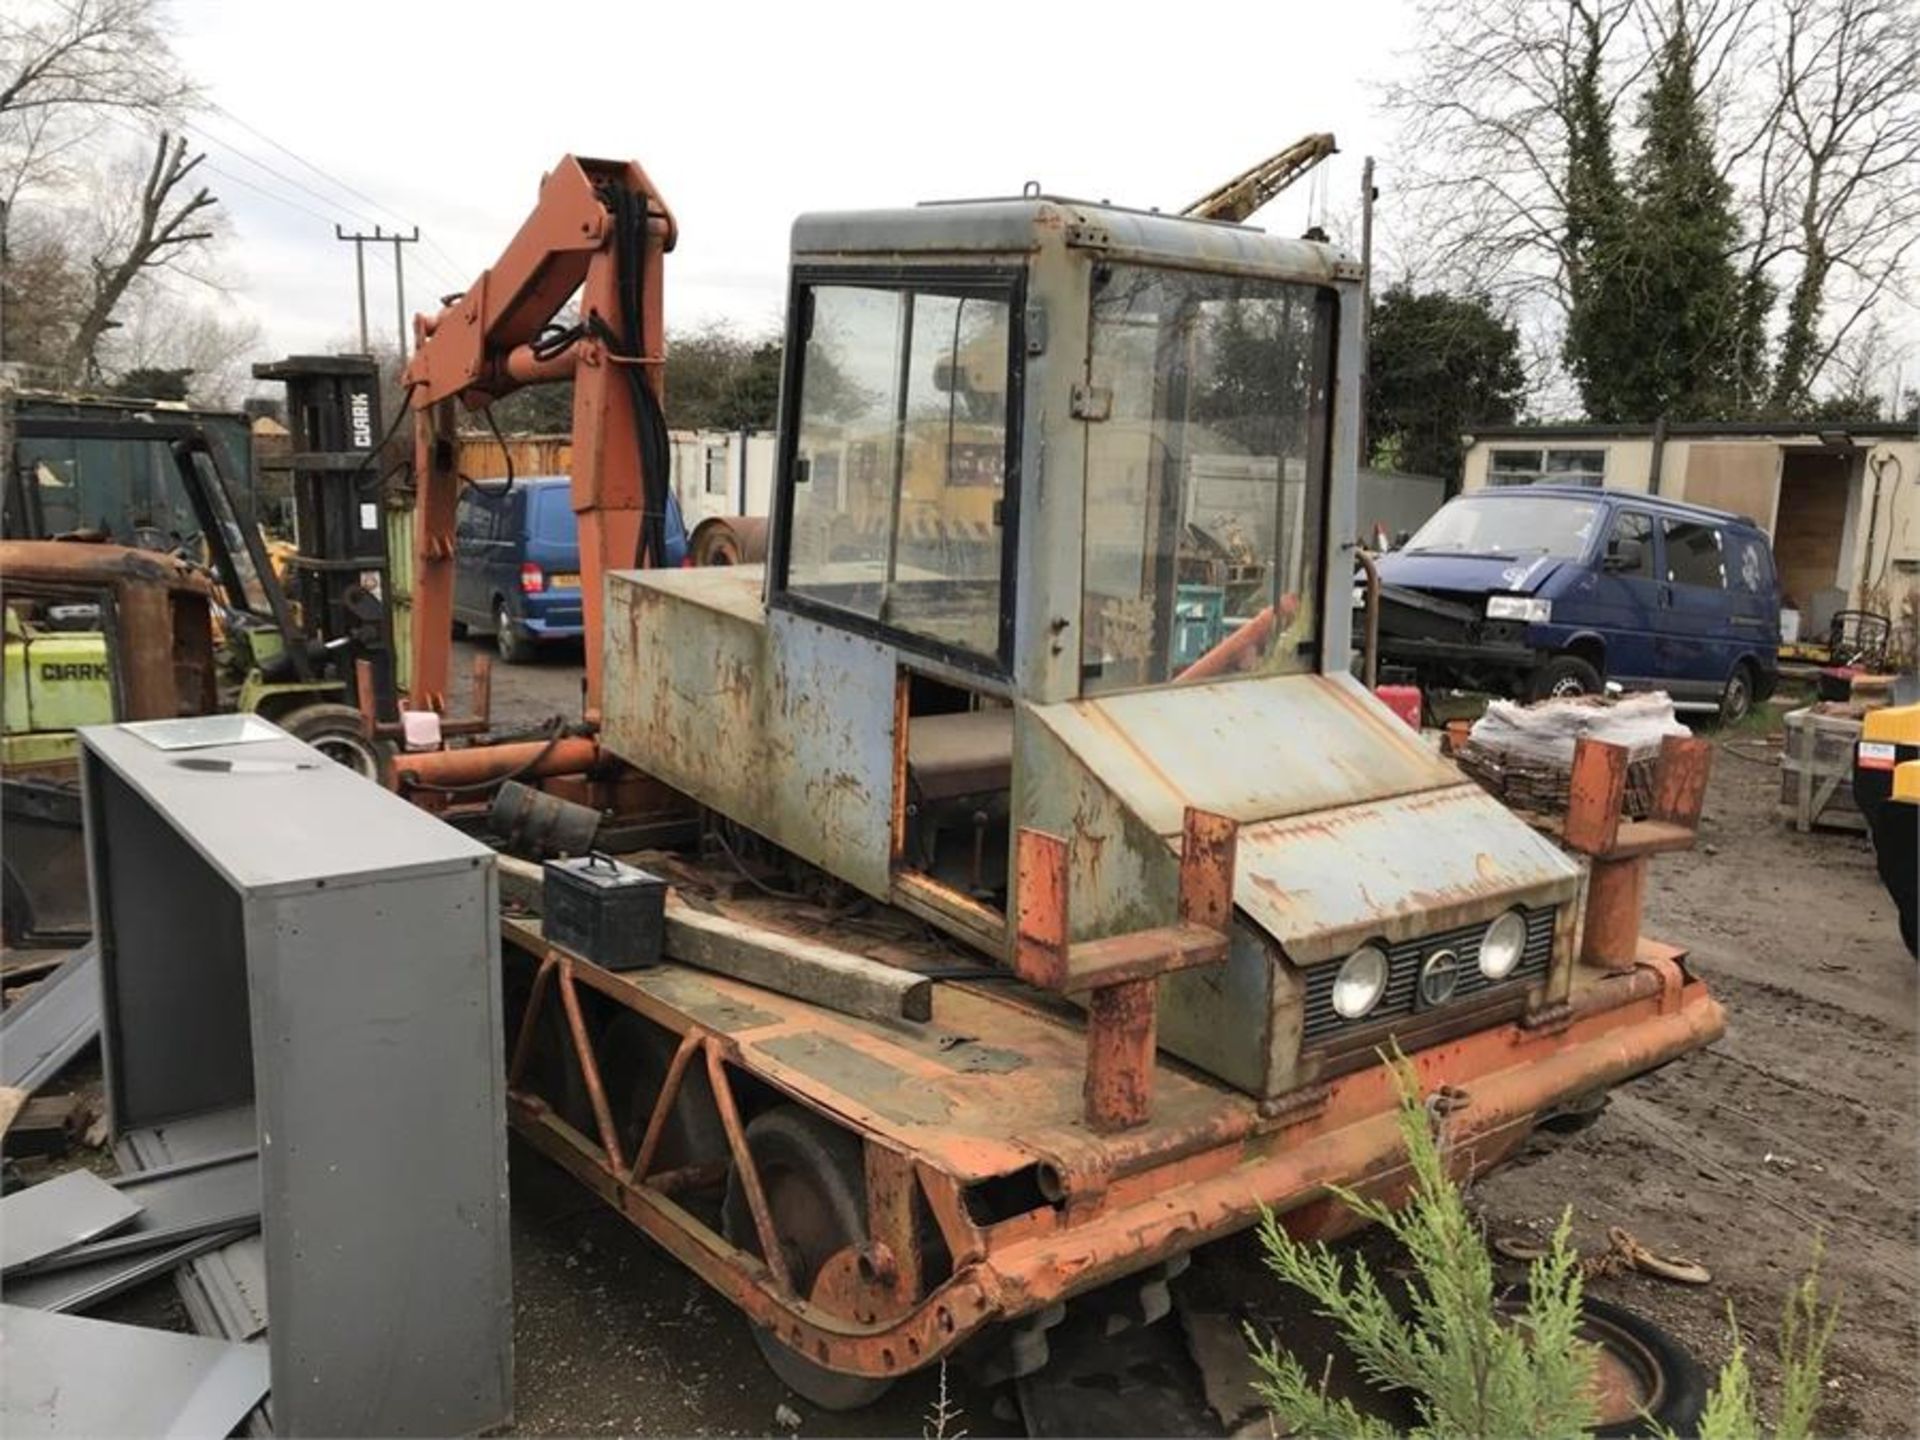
[253,355,402,722]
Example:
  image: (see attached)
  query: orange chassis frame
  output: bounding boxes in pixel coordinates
[501,878,1723,1384]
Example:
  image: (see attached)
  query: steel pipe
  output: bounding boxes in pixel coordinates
[396,736,600,791]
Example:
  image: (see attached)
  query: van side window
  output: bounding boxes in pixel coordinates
[1663,520,1726,589]
[1606,511,1653,577]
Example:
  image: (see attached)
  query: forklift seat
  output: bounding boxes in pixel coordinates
[907,709,1014,802]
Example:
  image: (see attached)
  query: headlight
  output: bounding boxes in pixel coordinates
[1351,585,1367,610]
[1485,595,1551,623]
[1332,945,1390,1020]
[1479,909,1528,980]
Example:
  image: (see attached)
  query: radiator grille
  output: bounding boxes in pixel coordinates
[1301,908,1554,1043]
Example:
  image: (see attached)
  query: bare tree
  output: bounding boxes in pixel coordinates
[59,131,217,383]
[1763,0,1920,411]
[1383,0,1918,413]
[102,283,263,406]
[0,0,195,205]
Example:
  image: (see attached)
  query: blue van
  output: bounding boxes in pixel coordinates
[1370,485,1780,720]
[452,475,687,662]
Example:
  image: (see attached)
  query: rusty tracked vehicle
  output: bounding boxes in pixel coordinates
[398,164,1725,1407]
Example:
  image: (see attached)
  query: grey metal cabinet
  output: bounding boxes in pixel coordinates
[80,716,512,1436]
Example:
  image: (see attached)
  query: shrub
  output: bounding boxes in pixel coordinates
[1246,1050,1839,1440]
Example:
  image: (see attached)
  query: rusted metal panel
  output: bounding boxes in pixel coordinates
[1028,673,1460,836]
[1084,979,1156,1132]
[1234,784,1582,965]
[1564,738,1628,854]
[764,607,897,894]
[601,568,897,897]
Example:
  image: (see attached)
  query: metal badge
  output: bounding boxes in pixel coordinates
[1418,948,1462,1008]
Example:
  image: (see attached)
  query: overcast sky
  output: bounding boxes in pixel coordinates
[167,0,1414,360]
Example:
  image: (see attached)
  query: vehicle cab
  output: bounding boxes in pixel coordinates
[1373,486,1781,720]
[600,198,1721,1106]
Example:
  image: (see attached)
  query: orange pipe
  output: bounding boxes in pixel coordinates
[396,736,600,790]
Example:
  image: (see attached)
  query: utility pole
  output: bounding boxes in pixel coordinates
[336,224,419,357]
[1357,156,1376,467]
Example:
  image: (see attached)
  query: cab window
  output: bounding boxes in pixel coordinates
[779,273,1019,666]
[1081,265,1333,692]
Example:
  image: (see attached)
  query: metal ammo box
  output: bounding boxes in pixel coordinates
[543,852,666,970]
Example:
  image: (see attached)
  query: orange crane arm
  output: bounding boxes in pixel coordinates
[1180,133,1337,224]
[401,155,676,719]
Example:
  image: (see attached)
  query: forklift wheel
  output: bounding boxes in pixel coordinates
[722,1106,895,1410]
[280,703,394,783]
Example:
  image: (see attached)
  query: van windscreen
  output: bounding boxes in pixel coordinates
[1403,495,1599,561]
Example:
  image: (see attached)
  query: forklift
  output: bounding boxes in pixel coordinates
[375,157,1727,1419]
[0,365,405,940]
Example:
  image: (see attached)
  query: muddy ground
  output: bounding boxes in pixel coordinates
[455,641,1915,1437]
[21,645,1911,1436]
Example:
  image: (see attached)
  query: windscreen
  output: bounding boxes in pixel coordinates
[1080,265,1333,693]
[783,276,1017,662]
[1404,495,1601,560]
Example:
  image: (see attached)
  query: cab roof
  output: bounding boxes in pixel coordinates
[789,196,1361,286]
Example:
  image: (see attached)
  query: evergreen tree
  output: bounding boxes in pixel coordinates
[1560,2,1636,422]
[1564,8,1770,422]
[1367,286,1527,483]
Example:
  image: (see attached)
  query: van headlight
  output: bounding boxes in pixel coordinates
[1332,944,1390,1019]
[1486,595,1551,622]
[1479,909,1528,980]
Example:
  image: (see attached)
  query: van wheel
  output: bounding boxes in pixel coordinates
[495,599,533,665]
[1718,662,1756,725]
[1529,655,1602,702]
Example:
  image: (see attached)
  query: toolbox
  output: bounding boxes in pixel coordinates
[543,852,667,970]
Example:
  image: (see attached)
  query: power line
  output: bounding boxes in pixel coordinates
[183,118,385,232]
[200,160,337,226]
[204,100,475,281]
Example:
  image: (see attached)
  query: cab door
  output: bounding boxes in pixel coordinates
[1656,517,1736,702]
[1584,507,1662,687]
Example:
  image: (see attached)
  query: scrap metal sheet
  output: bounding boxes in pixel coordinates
[0,944,100,1093]
[0,1304,268,1436]
[0,1170,140,1272]
[3,1229,251,1315]
[9,1153,260,1277]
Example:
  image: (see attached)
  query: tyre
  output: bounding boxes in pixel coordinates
[1529,654,1603,702]
[495,599,534,664]
[451,618,469,639]
[721,1105,894,1410]
[280,702,393,783]
[1717,661,1756,725]
[597,1015,728,1173]
[1495,1288,1708,1436]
